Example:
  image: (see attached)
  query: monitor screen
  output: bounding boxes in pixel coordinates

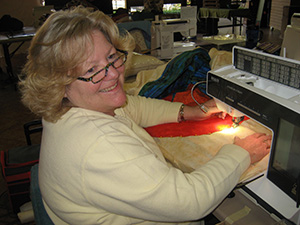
[272,119,300,180]
[268,115,300,204]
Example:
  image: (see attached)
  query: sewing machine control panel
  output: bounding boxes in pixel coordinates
[233,46,300,90]
[207,71,279,127]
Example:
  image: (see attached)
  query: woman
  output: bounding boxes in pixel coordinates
[144,0,164,14]
[19,7,271,225]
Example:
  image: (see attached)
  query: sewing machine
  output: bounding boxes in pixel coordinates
[281,13,300,61]
[207,46,300,224]
[151,6,197,59]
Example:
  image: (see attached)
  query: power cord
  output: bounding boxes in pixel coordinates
[191,81,209,113]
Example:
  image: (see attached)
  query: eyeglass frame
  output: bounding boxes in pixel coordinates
[77,49,128,84]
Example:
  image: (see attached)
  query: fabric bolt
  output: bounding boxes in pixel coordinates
[139,48,211,99]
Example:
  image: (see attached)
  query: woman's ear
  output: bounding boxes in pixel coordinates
[64,85,69,98]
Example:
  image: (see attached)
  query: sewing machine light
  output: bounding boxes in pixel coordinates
[213,98,245,128]
[214,98,244,117]
[218,125,239,134]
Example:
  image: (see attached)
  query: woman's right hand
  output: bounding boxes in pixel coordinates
[234,133,272,164]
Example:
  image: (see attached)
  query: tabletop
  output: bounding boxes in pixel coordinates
[0,27,36,45]
[199,8,251,19]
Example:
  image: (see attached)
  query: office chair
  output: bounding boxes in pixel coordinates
[0,120,42,212]
[24,119,43,145]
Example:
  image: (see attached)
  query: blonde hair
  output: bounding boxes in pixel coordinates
[19,7,135,123]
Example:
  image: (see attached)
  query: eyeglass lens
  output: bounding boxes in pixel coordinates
[92,53,126,83]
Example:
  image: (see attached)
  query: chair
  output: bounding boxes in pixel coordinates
[24,119,42,145]
[30,164,54,225]
[0,120,42,212]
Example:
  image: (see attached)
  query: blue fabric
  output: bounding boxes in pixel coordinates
[30,164,54,225]
[139,48,211,99]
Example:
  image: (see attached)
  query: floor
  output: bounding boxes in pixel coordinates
[0,25,283,224]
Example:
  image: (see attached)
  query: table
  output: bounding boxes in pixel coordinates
[0,27,36,79]
[199,8,251,35]
[199,34,246,50]
[213,189,280,224]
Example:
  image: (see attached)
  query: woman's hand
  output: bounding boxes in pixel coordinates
[182,99,226,121]
[200,99,227,119]
[234,133,272,164]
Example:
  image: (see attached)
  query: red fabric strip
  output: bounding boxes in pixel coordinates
[145,85,246,137]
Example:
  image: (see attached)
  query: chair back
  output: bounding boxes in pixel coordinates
[24,120,42,146]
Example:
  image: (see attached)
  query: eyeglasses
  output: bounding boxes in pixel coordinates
[77,49,128,84]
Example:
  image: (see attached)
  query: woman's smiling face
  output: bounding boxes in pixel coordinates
[65,30,127,116]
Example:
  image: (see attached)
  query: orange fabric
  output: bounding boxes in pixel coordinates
[145,85,239,137]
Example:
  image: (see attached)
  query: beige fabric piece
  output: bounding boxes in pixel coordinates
[124,63,167,95]
[208,48,232,70]
[155,119,272,183]
[125,53,165,78]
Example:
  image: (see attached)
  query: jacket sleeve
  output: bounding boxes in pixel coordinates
[118,95,182,127]
[81,129,251,222]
